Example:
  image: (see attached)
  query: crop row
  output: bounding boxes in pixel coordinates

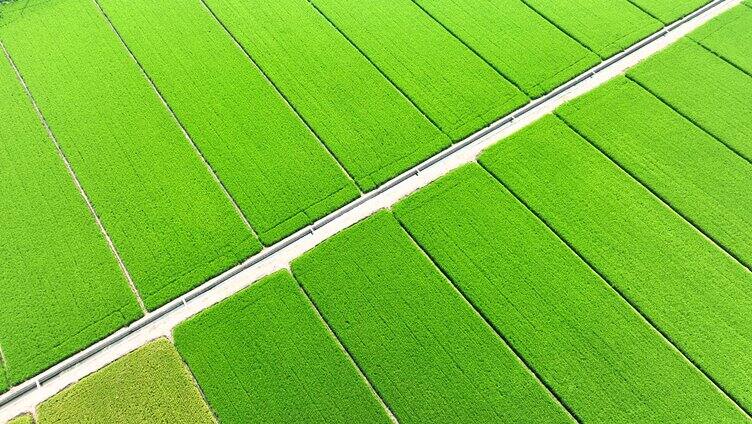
[0,0,729,400]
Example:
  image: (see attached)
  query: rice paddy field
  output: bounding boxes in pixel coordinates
[2,0,751,422]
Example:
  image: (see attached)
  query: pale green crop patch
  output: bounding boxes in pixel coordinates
[395,164,746,423]
[558,77,752,266]
[309,0,528,141]
[0,34,141,393]
[0,0,261,310]
[175,271,390,424]
[36,339,215,424]
[96,0,359,245]
[292,211,572,424]
[412,0,599,98]
[480,115,752,413]
[628,39,752,161]
[525,0,661,58]
[6,414,33,424]
[201,0,450,191]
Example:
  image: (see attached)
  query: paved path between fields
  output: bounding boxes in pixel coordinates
[0,0,742,420]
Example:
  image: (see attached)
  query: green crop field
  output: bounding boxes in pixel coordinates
[36,339,215,423]
[292,211,572,423]
[200,0,450,191]
[6,415,32,424]
[524,0,661,58]
[0,0,261,310]
[691,4,752,76]
[630,0,711,23]
[174,271,390,424]
[558,77,752,267]
[412,0,599,98]
[0,43,141,393]
[394,164,745,422]
[2,0,750,422]
[628,39,752,162]
[309,0,528,140]
[479,115,752,413]
[95,0,360,245]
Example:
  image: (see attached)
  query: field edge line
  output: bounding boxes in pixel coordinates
[557,114,751,272]
[196,0,362,194]
[91,0,259,239]
[394,216,583,423]
[476,160,752,420]
[0,40,147,315]
[292,273,402,424]
[625,74,752,164]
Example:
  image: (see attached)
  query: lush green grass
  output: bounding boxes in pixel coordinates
[309,0,528,140]
[691,4,752,76]
[628,39,752,162]
[292,211,572,423]
[36,339,215,424]
[525,0,661,58]
[201,0,449,191]
[7,415,33,424]
[174,271,390,424]
[630,0,710,23]
[394,164,746,422]
[0,41,141,393]
[95,0,359,245]
[0,0,261,310]
[479,115,752,414]
[559,77,752,266]
[412,0,599,98]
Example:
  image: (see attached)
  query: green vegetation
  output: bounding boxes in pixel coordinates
[412,0,599,98]
[0,0,261,310]
[559,77,752,266]
[479,115,752,413]
[36,339,215,424]
[525,0,661,58]
[96,0,359,245]
[174,271,391,424]
[691,4,752,76]
[292,211,572,423]
[310,0,528,140]
[629,0,710,23]
[628,39,752,161]
[201,0,449,191]
[7,415,33,424]
[394,164,746,423]
[0,41,141,393]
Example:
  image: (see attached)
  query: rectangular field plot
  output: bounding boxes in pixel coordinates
[309,0,528,140]
[0,0,261,310]
[201,0,450,191]
[691,4,752,76]
[412,0,599,98]
[630,0,710,23]
[36,339,215,424]
[0,45,141,393]
[174,271,390,424]
[628,39,752,161]
[479,116,752,414]
[292,212,572,424]
[525,0,661,58]
[96,0,359,245]
[558,77,752,266]
[394,164,744,423]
